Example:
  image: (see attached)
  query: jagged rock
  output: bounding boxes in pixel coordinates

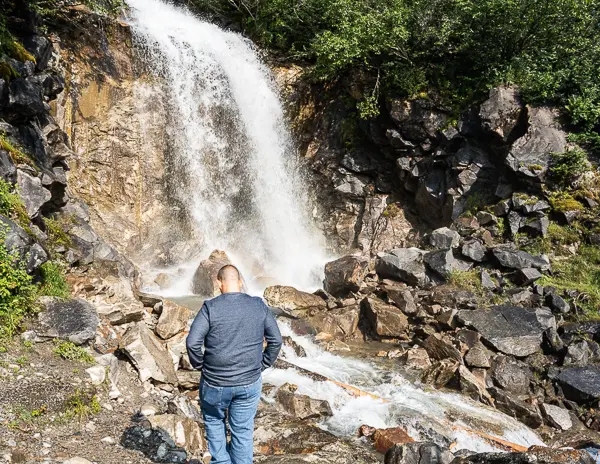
[415,169,451,227]
[476,212,498,227]
[36,297,99,345]
[563,341,592,366]
[479,86,523,142]
[23,35,53,71]
[333,172,367,198]
[119,322,178,385]
[148,414,206,456]
[403,347,432,369]
[85,365,106,385]
[557,366,600,403]
[461,240,486,262]
[561,321,600,344]
[522,200,550,215]
[323,255,368,297]
[282,336,307,357]
[489,387,543,428]
[64,458,94,464]
[176,370,200,390]
[166,332,189,370]
[16,170,51,219]
[430,227,460,249]
[541,403,573,430]
[264,285,326,312]
[464,343,490,368]
[437,308,458,329]
[459,365,493,405]
[424,249,472,277]
[96,301,145,326]
[422,360,459,388]
[307,305,360,338]
[167,395,203,422]
[387,98,449,142]
[512,268,542,286]
[480,270,497,290]
[384,285,418,315]
[0,149,16,182]
[373,428,415,453]
[545,293,570,314]
[521,216,549,237]
[508,210,524,236]
[376,248,428,287]
[275,384,333,419]
[490,356,532,395]
[451,446,594,463]
[155,300,191,340]
[385,442,454,464]
[492,246,550,270]
[7,78,46,119]
[458,306,545,357]
[505,106,568,183]
[191,250,235,296]
[362,297,409,337]
[423,334,462,363]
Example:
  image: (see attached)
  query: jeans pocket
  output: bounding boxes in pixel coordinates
[201,381,222,407]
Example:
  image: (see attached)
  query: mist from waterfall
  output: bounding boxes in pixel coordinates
[125,0,328,293]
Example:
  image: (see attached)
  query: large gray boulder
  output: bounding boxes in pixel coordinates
[479,86,524,142]
[7,78,46,119]
[492,246,550,270]
[191,249,234,296]
[376,248,428,287]
[430,227,460,249]
[16,169,51,218]
[362,297,409,338]
[457,306,545,357]
[323,255,368,297]
[556,366,600,404]
[424,249,472,277]
[36,298,99,345]
[0,214,48,273]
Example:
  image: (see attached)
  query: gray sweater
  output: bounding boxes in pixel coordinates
[186,292,282,387]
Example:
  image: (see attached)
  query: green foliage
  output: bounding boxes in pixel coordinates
[548,191,585,213]
[550,147,591,187]
[38,261,70,299]
[448,270,483,294]
[0,133,37,170]
[357,94,380,120]
[62,389,100,425]
[52,340,95,363]
[0,179,32,231]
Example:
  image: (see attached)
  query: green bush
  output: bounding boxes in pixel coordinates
[550,147,591,187]
[38,261,70,299]
[53,340,95,363]
[0,179,32,232]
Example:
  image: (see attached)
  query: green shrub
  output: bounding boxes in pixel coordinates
[548,192,584,213]
[550,147,591,187]
[0,179,32,232]
[38,261,70,299]
[0,133,37,170]
[63,389,100,425]
[53,340,94,363]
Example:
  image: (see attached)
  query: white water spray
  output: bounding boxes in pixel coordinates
[126,0,328,293]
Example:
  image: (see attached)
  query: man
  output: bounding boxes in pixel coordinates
[186,265,282,464]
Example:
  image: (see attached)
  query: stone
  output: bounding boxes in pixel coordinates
[436,308,458,329]
[489,387,543,429]
[490,356,532,395]
[522,200,550,215]
[423,334,462,363]
[167,395,203,422]
[7,78,46,119]
[430,227,460,249]
[422,360,459,388]
[508,210,525,236]
[119,322,178,385]
[458,306,545,357]
[275,384,333,419]
[403,347,432,370]
[464,343,490,369]
[459,365,493,406]
[557,366,600,403]
[192,250,237,296]
[479,86,523,142]
[263,285,326,312]
[176,370,200,390]
[541,403,573,430]
[375,248,428,287]
[154,273,172,289]
[308,305,361,338]
[323,255,368,297]
[140,403,159,417]
[384,442,454,464]
[424,249,472,277]
[388,98,450,142]
[563,341,592,366]
[385,285,418,315]
[148,414,206,456]
[362,297,409,338]
[453,446,595,464]
[545,293,570,314]
[96,301,145,326]
[155,300,191,340]
[476,211,498,227]
[36,298,99,345]
[85,365,106,385]
[0,149,16,183]
[16,170,51,219]
[480,270,497,290]
[23,35,53,71]
[373,428,415,453]
[101,436,116,445]
[512,268,542,286]
[521,215,549,237]
[64,458,94,464]
[461,240,486,262]
[492,246,550,270]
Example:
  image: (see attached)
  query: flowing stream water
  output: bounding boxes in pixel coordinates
[125,0,546,455]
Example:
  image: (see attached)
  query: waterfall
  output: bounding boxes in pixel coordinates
[125,0,328,293]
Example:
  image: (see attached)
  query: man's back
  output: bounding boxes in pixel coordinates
[186,292,282,387]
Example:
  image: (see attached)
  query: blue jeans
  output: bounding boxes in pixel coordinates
[200,377,262,464]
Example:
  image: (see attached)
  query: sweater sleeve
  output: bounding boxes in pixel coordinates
[261,306,282,371]
[186,303,210,371]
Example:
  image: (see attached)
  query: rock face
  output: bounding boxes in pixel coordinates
[36,298,99,345]
[155,301,191,340]
[119,322,178,385]
[376,248,427,287]
[264,285,326,311]
[0,214,48,273]
[362,297,409,337]
[458,306,546,357]
[556,366,600,403]
[191,250,233,296]
[479,86,524,142]
[323,255,368,297]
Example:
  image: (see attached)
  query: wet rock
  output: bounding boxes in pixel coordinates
[457,306,545,357]
[264,285,326,312]
[373,428,415,453]
[422,360,459,388]
[155,300,191,340]
[451,446,594,463]
[556,366,600,404]
[490,356,532,395]
[424,249,472,277]
[36,297,99,345]
[119,322,178,385]
[307,305,360,338]
[492,246,550,270]
[464,343,490,369]
[545,293,570,314]
[323,255,368,297]
[7,78,46,119]
[479,86,523,142]
[430,227,460,249]
[489,387,543,428]
[376,248,428,287]
[385,442,454,464]
[423,334,462,363]
[384,285,418,315]
[461,240,486,262]
[512,268,542,286]
[403,347,432,370]
[148,414,206,457]
[283,336,307,357]
[16,170,51,219]
[541,403,572,430]
[362,297,409,337]
[191,250,236,296]
[275,384,333,419]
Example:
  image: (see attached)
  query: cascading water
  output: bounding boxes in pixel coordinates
[125,0,328,293]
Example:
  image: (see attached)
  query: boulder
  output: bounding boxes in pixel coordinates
[36,297,99,345]
[167,396,203,422]
[155,300,191,340]
[96,301,145,326]
[430,227,460,249]
[16,170,51,219]
[563,341,592,367]
[492,246,550,270]
[506,106,568,183]
[541,403,572,430]
[458,365,493,406]
[7,78,46,119]
[423,334,462,363]
[22,35,53,71]
[403,347,432,370]
[479,86,523,142]
[521,216,549,237]
[461,240,486,262]
[489,387,543,428]
[176,370,200,390]
[457,306,545,357]
[119,322,178,385]
[387,98,449,142]
[0,149,16,183]
[464,343,490,369]
[556,366,600,404]
[490,356,532,395]
[323,255,368,297]
[191,250,235,296]
[307,305,360,338]
[385,285,418,315]
[264,285,326,312]
[545,293,570,314]
[385,442,454,464]
[451,446,594,464]
[376,248,428,287]
[362,297,409,338]
[512,268,542,286]
[148,414,206,456]
[373,428,415,453]
[275,384,333,419]
[424,249,472,277]
[422,360,460,388]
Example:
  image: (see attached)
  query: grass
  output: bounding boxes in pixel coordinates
[522,223,582,256]
[0,133,38,171]
[539,245,600,319]
[62,389,101,425]
[52,340,95,363]
[8,405,47,429]
[38,261,71,299]
[548,192,585,213]
[0,179,33,232]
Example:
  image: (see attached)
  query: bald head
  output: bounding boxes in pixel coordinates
[217,265,242,293]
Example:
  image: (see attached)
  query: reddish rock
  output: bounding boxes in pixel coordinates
[373,427,414,453]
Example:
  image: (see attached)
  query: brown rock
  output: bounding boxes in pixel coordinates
[148,414,206,456]
[263,285,326,312]
[423,334,462,363]
[373,427,415,453]
[422,360,459,388]
[385,285,418,316]
[191,250,234,296]
[403,347,432,370]
[464,342,491,368]
[275,384,333,419]
[307,305,360,338]
[155,300,191,340]
[323,255,368,297]
[459,365,494,406]
[362,297,409,338]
